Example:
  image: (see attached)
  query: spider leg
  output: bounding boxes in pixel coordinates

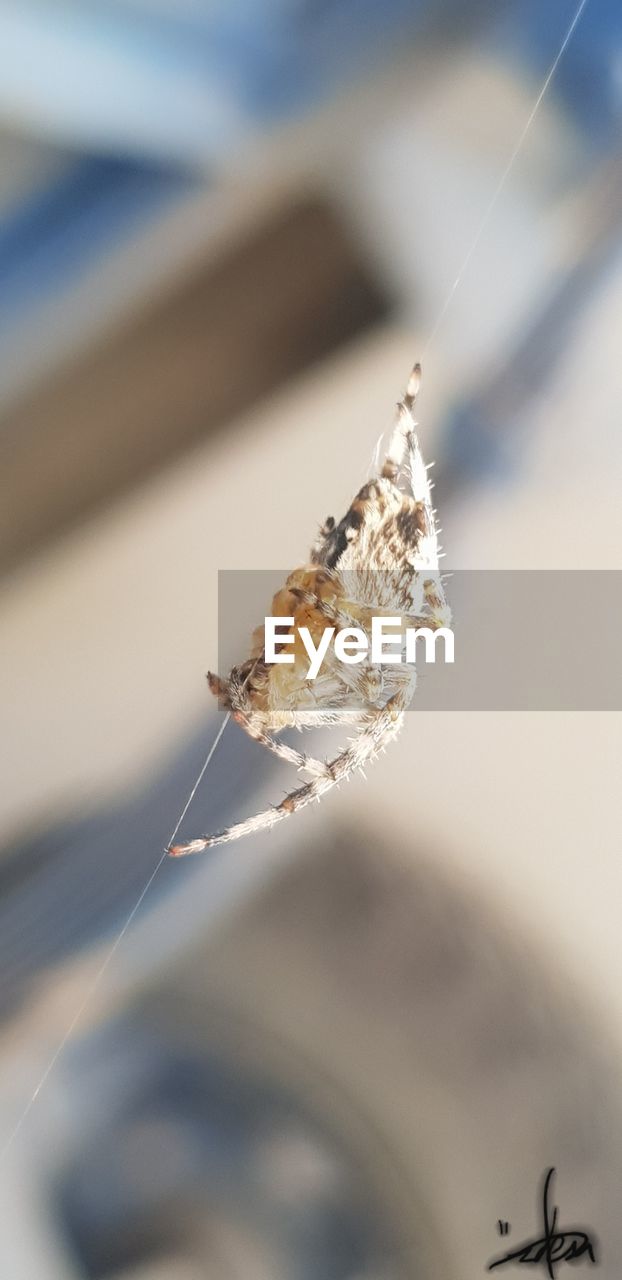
[382,362,421,482]
[289,585,357,630]
[337,599,449,630]
[231,711,333,779]
[391,606,452,633]
[292,587,449,645]
[169,687,409,855]
[208,671,338,773]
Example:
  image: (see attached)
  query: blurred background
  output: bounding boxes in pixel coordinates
[1,1,622,1276]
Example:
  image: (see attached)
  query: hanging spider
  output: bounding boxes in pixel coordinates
[169,362,450,855]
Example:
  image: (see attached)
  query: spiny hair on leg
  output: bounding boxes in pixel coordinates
[168,692,407,855]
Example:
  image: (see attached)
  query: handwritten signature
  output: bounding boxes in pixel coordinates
[487,1167,597,1277]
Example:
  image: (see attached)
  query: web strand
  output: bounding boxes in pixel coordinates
[0,712,231,1160]
[422,0,590,358]
[1,0,590,1161]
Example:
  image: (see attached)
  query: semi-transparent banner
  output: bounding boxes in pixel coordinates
[215,571,622,711]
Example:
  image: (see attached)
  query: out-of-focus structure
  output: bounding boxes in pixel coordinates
[1,2,622,1276]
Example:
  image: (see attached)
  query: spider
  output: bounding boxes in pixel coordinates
[169,361,450,855]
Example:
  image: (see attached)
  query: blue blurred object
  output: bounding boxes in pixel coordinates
[0,720,274,1020]
[1,0,621,410]
[0,155,190,329]
[493,0,622,146]
[59,1020,395,1280]
[0,0,433,332]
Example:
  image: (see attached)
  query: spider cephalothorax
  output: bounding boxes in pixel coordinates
[170,362,450,855]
